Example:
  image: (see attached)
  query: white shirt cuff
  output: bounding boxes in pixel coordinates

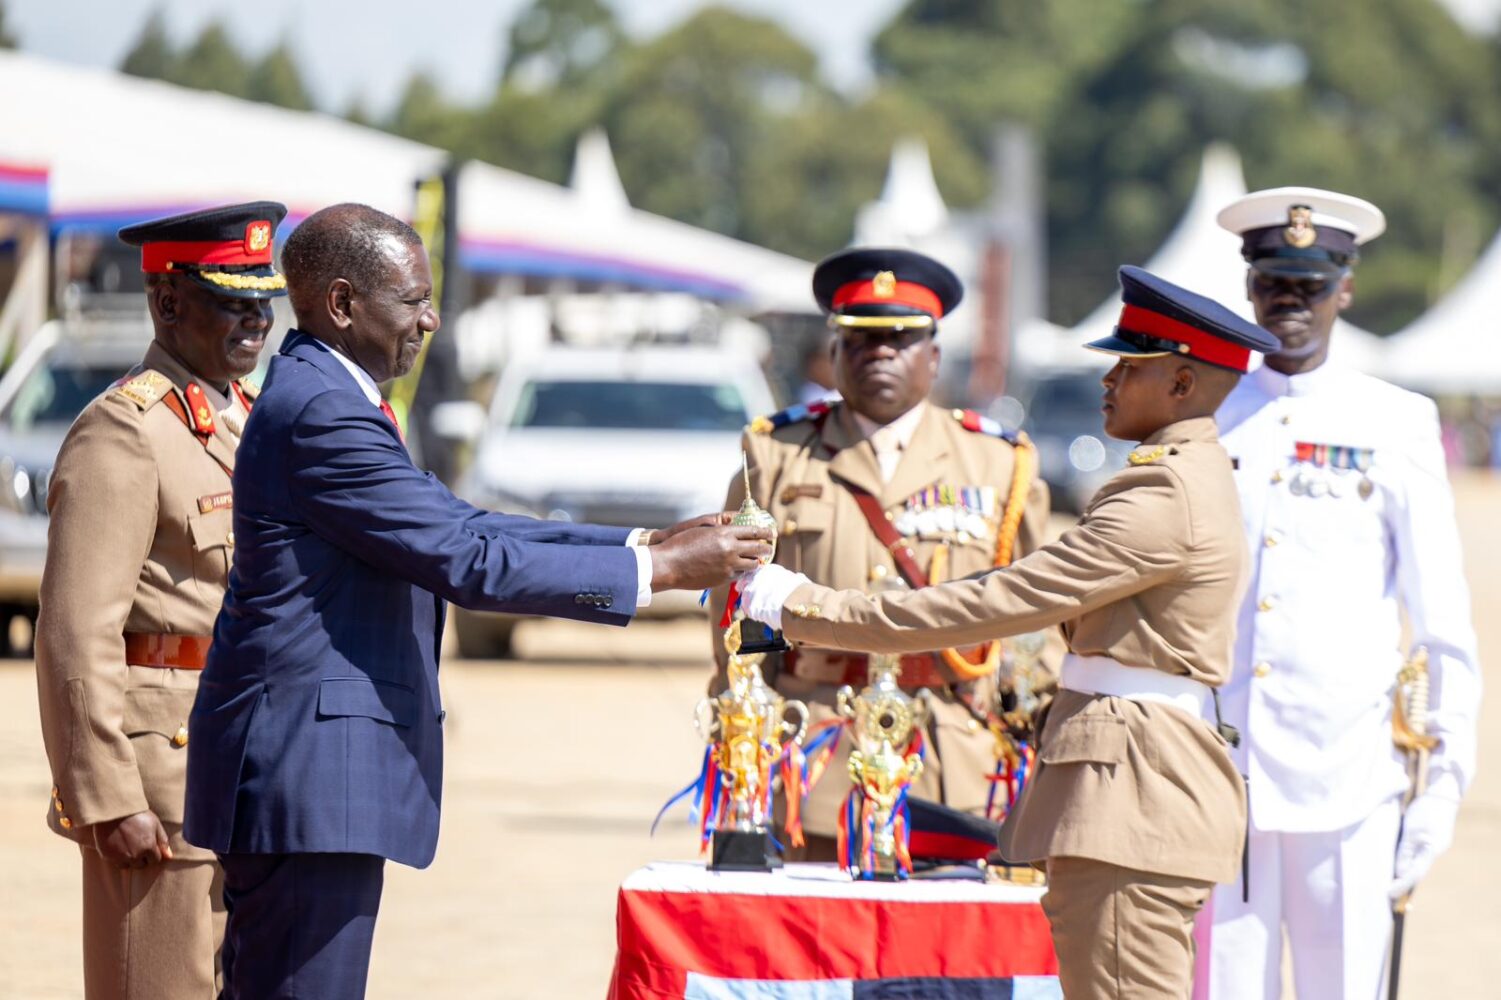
[632,542,653,609]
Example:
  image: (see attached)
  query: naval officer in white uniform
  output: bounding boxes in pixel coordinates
[1207,187,1482,1000]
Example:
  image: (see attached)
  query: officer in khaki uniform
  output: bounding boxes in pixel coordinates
[742,267,1281,999]
[709,247,1050,860]
[34,202,286,999]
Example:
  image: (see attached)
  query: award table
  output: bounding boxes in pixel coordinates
[608,861,1060,999]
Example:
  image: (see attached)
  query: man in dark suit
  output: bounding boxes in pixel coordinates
[184,202,768,999]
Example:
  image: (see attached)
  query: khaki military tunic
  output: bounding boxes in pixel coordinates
[709,400,1049,839]
[34,341,251,999]
[778,416,1248,883]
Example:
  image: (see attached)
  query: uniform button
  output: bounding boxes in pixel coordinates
[1258,596,1277,612]
[784,519,798,535]
[438,710,447,724]
[884,511,894,522]
[1271,470,1284,484]
[1253,662,1271,678]
[966,718,981,733]
[869,564,889,582]
[601,596,612,609]
[1263,532,1280,549]
[227,531,235,547]
[172,724,189,747]
[59,816,72,830]
[1280,415,1292,426]
[574,594,586,605]
[54,798,63,812]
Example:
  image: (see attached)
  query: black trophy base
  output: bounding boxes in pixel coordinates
[710,830,779,872]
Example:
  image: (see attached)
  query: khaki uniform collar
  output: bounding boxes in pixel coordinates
[140,341,245,472]
[1139,414,1220,448]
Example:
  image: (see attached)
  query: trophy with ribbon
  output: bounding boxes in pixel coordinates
[833,653,931,880]
[986,630,1050,824]
[654,456,808,870]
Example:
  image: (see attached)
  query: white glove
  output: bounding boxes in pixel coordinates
[1389,793,1460,900]
[738,563,810,631]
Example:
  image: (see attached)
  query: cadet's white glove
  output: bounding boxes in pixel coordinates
[739,563,810,630]
[1389,793,1460,900]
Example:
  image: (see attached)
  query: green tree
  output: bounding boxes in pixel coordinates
[120,9,176,80]
[388,71,464,150]
[247,40,313,111]
[172,20,251,98]
[501,0,625,90]
[0,1,16,48]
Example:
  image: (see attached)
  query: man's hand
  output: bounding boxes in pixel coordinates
[1389,793,1459,900]
[650,523,771,591]
[93,810,172,869]
[648,512,734,546]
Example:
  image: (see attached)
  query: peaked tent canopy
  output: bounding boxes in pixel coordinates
[0,51,446,232]
[1382,227,1501,393]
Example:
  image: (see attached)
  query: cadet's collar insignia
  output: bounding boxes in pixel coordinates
[1127,446,1167,466]
[951,408,1020,445]
[872,270,897,298]
[1283,205,1317,249]
[184,382,215,434]
[113,370,172,410]
[749,399,835,435]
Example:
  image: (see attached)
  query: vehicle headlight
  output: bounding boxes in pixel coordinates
[0,457,39,516]
[1068,435,1107,473]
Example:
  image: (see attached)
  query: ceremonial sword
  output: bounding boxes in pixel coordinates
[1388,647,1440,1000]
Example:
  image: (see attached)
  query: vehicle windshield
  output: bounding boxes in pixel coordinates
[4,361,125,432]
[1025,374,1105,430]
[510,379,747,432]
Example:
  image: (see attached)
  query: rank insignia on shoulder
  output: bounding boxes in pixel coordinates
[952,408,1019,445]
[184,383,215,434]
[235,377,261,402]
[1127,446,1167,466]
[113,370,173,410]
[749,399,835,435]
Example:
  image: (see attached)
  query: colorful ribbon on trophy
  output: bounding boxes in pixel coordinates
[718,581,743,629]
[652,746,718,848]
[984,738,1033,822]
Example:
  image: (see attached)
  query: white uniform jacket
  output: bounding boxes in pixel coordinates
[1216,362,1480,833]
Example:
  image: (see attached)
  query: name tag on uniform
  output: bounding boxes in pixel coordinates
[197,492,233,514]
[780,484,823,503]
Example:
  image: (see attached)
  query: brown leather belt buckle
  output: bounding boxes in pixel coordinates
[124,633,212,670]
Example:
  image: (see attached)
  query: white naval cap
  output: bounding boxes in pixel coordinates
[1217,187,1386,276]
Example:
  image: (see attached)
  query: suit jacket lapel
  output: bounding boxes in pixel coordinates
[881,403,948,508]
[824,405,885,499]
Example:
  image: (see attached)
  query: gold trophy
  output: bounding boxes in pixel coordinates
[835,652,931,880]
[690,455,806,870]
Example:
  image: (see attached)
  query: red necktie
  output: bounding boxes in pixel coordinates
[379,400,403,440]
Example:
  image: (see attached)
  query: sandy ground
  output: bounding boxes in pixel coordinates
[1,472,1498,998]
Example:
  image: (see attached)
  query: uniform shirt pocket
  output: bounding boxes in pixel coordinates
[187,508,234,587]
[1038,714,1127,766]
[317,677,417,728]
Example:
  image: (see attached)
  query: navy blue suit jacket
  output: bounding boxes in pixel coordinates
[185,332,639,867]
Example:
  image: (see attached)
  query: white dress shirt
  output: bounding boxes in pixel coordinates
[852,402,926,483]
[1216,362,1480,833]
[321,339,654,606]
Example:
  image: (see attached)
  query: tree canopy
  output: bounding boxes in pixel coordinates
[108,0,1501,332]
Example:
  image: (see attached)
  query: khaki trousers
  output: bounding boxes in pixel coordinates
[1043,856,1213,1000]
[80,845,224,1000]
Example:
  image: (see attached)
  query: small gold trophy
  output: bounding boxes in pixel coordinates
[690,455,805,870]
[835,654,931,880]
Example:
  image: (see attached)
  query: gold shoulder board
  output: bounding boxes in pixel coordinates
[236,377,261,401]
[113,370,173,411]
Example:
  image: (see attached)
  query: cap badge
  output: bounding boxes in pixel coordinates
[872,270,897,298]
[1283,205,1317,249]
[245,220,272,254]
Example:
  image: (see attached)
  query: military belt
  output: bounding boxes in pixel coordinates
[124,632,212,670]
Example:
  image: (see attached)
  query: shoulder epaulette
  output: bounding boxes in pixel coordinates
[952,408,1019,445]
[112,370,174,411]
[1127,446,1168,466]
[749,398,836,435]
[235,376,261,402]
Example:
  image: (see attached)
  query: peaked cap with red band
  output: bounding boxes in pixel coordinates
[813,247,962,333]
[905,796,1000,865]
[118,200,289,300]
[1086,265,1279,374]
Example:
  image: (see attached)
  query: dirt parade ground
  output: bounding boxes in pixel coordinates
[1,472,1498,998]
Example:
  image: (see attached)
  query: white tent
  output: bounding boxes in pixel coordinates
[457,142,813,314]
[1382,228,1501,394]
[0,52,446,230]
[1033,144,1388,375]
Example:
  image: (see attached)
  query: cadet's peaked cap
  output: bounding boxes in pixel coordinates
[906,796,1000,863]
[813,247,962,333]
[1086,265,1279,374]
[1217,186,1386,277]
[118,201,289,300]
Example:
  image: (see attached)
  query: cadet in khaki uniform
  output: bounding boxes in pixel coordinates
[742,266,1280,999]
[34,202,287,999]
[709,248,1049,860]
